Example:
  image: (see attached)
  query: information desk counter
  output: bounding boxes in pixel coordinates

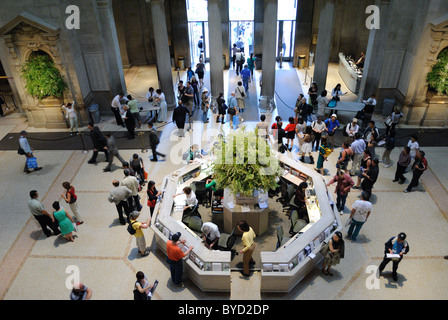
[260,154,342,293]
[151,154,342,293]
[151,160,232,292]
[338,52,362,94]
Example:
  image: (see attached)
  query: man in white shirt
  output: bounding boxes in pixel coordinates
[347,191,372,242]
[111,93,128,127]
[311,116,326,151]
[349,132,366,176]
[62,101,79,135]
[121,169,141,212]
[201,222,221,250]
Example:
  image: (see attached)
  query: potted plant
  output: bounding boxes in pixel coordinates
[21,51,67,101]
[212,127,281,202]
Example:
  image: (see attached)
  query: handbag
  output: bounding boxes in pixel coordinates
[237,87,245,98]
[133,282,148,300]
[328,98,337,108]
[26,157,38,169]
[147,199,156,208]
[18,147,25,155]
[233,114,240,127]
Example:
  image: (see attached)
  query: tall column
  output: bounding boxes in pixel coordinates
[261,0,278,97]
[208,0,224,97]
[313,0,335,91]
[169,0,191,69]
[293,0,314,68]
[150,0,175,108]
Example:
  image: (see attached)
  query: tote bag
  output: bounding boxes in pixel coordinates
[26,157,38,169]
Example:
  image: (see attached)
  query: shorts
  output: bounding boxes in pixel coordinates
[135,236,147,253]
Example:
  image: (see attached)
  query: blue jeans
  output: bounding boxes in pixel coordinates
[347,219,365,241]
[202,110,208,122]
[336,191,348,212]
[242,78,249,92]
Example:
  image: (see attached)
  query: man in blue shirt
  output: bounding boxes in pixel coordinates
[19,131,42,173]
[324,114,340,148]
[240,65,251,93]
[377,232,409,281]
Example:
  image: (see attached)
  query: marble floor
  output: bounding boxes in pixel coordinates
[0,64,448,302]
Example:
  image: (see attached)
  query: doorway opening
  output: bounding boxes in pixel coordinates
[228,0,254,69]
[186,0,209,65]
[276,0,297,63]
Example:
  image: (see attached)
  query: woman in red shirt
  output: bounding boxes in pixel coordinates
[61,182,83,225]
[284,117,297,152]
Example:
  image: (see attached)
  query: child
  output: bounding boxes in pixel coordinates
[284,117,296,152]
[315,137,333,175]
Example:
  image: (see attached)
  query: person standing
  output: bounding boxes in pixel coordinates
[126,95,141,129]
[103,132,126,172]
[386,106,404,136]
[360,158,379,200]
[295,117,306,151]
[377,232,409,281]
[311,116,326,152]
[361,94,376,129]
[70,283,92,300]
[393,147,411,184]
[235,49,245,76]
[363,120,380,159]
[130,153,145,186]
[403,150,427,193]
[28,190,60,237]
[186,67,195,82]
[134,271,154,300]
[241,64,251,93]
[190,76,200,108]
[61,182,83,225]
[231,43,238,69]
[308,82,319,111]
[407,135,420,163]
[62,102,79,135]
[129,211,151,257]
[353,149,372,190]
[216,93,227,124]
[347,191,372,243]
[316,90,329,118]
[247,53,256,79]
[146,180,161,217]
[336,141,354,172]
[349,133,366,176]
[108,180,132,225]
[256,114,269,140]
[146,87,155,103]
[235,81,246,113]
[237,220,256,277]
[87,122,109,164]
[201,222,221,250]
[345,118,359,140]
[382,130,396,168]
[201,87,210,123]
[148,121,166,162]
[320,231,345,276]
[121,169,141,212]
[172,101,189,137]
[331,83,348,102]
[123,105,135,139]
[111,93,128,127]
[315,136,333,175]
[324,114,340,148]
[19,130,42,173]
[52,201,75,242]
[166,232,194,287]
[284,117,296,152]
[294,94,305,123]
[327,169,355,214]
[228,91,238,130]
[183,82,194,114]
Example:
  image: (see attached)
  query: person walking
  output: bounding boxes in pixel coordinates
[311,116,326,152]
[61,182,83,225]
[121,169,141,212]
[201,87,210,123]
[70,283,92,300]
[122,105,135,139]
[228,91,238,129]
[315,136,333,175]
[195,59,206,88]
[103,132,126,172]
[146,180,161,217]
[183,82,194,114]
[327,169,355,214]
[87,122,109,164]
[377,232,409,281]
[0,95,5,117]
[237,220,256,277]
[62,101,79,135]
[19,130,42,173]
[129,210,151,256]
[190,76,200,108]
[235,49,245,76]
[235,81,246,113]
[52,201,75,242]
[173,101,189,137]
[108,180,132,225]
[166,232,194,286]
[320,231,345,276]
[28,190,60,237]
[216,93,227,124]
[241,64,251,93]
[231,43,238,69]
[403,150,427,193]
[393,146,411,184]
[407,134,420,163]
[347,191,372,243]
[111,93,128,127]
[360,158,379,200]
[349,133,366,176]
[134,271,154,300]
[247,53,256,79]
[130,153,145,186]
[148,121,166,162]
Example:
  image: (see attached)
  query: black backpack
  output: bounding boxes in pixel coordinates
[133,282,147,300]
[127,221,137,235]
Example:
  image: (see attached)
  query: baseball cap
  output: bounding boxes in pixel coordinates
[20,130,28,135]
[331,114,337,118]
[352,118,358,122]
[398,232,407,240]
[171,232,181,242]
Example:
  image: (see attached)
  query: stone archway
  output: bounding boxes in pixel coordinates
[0,12,70,128]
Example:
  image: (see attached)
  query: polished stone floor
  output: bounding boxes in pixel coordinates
[0,64,447,301]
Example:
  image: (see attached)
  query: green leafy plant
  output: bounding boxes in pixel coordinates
[212,127,281,197]
[427,48,448,95]
[21,53,67,100]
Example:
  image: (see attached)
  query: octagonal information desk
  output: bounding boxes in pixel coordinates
[150,153,342,293]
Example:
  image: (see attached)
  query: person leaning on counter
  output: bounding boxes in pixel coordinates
[166,232,194,287]
[237,220,256,277]
[173,187,198,217]
[294,182,309,212]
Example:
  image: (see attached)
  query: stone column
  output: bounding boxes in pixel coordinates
[169,0,191,69]
[293,0,314,68]
[208,0,224,97]
[261,0,278,97]
[313,0,335,91]
[150,0,175,108]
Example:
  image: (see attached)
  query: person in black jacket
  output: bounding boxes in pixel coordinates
[360,157,379,200]
[148,122,166,162]
[173,100,189,137]
[87,122,109,164]
[123,105,135,139]
[378,232,410,281]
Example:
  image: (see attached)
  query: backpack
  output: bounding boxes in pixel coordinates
[133,282,148,300]
[127,221,137,235]
[198,40,203,49]
[228,106,236,115]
